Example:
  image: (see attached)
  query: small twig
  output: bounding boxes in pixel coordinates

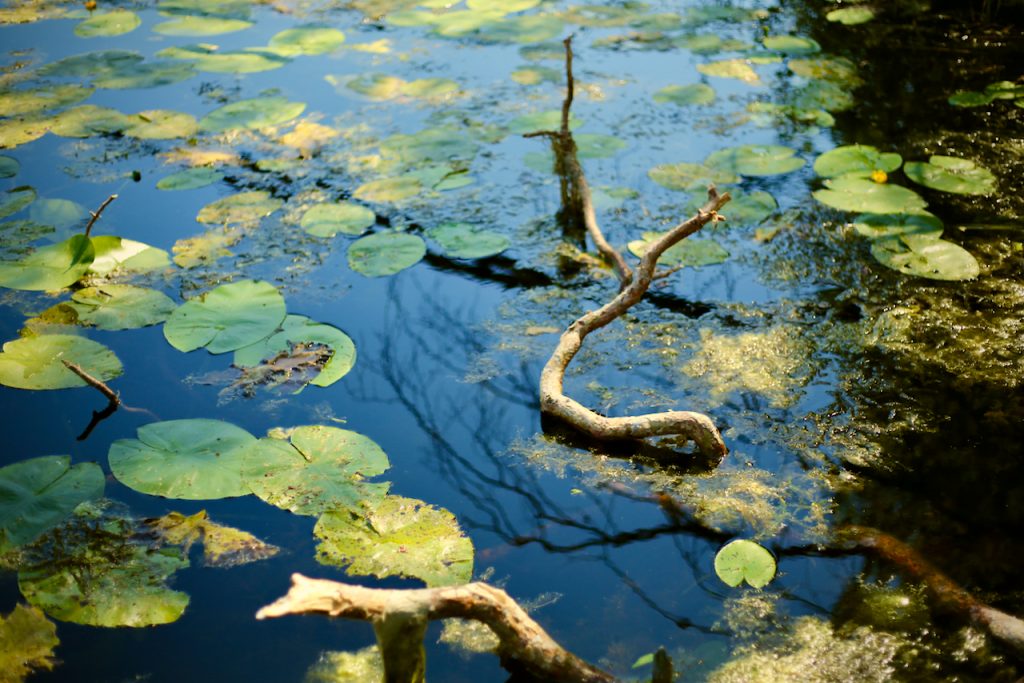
[83,193,118,239]
[560,35,575,136]
[62,360,120,440]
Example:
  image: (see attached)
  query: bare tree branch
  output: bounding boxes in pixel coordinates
[83,193,117,239]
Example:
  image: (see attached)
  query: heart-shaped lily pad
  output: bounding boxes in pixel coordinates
[93,60,198,89]
[109,419,258,499]
[163,279,287,354]
[74,10,141,38]
[196,191,282,225]
[648,162,738,191]
[0,334,122,390]
[850,210,944,239]
[268,26,346,56]
[813,145,902,178]
[870,235,980,281]
[152,16,253,36]
[903,155,996,196]
[813,176,927,213]
[714,539,776,588]
[427,223,510,259]
[199,96,306,133]
[300,202,376,237]
[157,167,224,191]
[705,145,805,177]
[157,45,290,74]
[628,232,729,267]
[66,285,177,330]
[233,314,356,388]
[347,232,426,277]
[686,190,776,227]
[89,236,170,275]
[653,83,716,106]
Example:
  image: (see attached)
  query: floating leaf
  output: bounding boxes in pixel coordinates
[789,57,861,87]
[0,456,104,554]
[109,419,258,499]
[0,118,50,149]
[163,279,286,354]
[278,121,338,153]
[507,110,582,135]
[0,156,18,178]
[157,167,224,191]
[748,101,835,128]
[380,126,479,164]
[850,210,944,239]
[315,495,473,587]
[870,235,980,281]
[196,191,282,225]
[697,59,761,85]
[813,176,927,213]
[74,10,141,38]
[813,144,902,178]
[474,14,564,44]
[714,539,776,588]
[0,235,94,291]
[36,50,144,78]
[172,227,240,268]
[903,155,996,196]
[826,7,876,25]
[151,16,253,36]
[0,188,36,220]
[124,110,198,139]
[65,285,176,330]
[92,60,197,89]
[157,0,252,20]
[0,85,94,118]
[300,202,376,237]
[705,145,805,177]
[48,105,132,138]
[242,425,389,516]
[28,198,87,230]
[653,83,716,106]
[511,66,561,85]
[147,510,278,567]
[343,73,458,101]
[628,232,729,268]
[575,133,627,158]
[233,314,356,389]
[762,35,820,54]
[18,508,189,627]
[157,44,290,74]
[199,96,306,133]
[648,162,738,191]
[427,223,510,259]
[347,232,426,277]
[0,334,121,390]
[89,236,170,274]
[0,604,59,681]
[689,190,776,226]
[268,26,346,56]
[353,177,422,203]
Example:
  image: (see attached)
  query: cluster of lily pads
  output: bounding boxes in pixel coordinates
[948,79,1024,108]
[0,420,474,629]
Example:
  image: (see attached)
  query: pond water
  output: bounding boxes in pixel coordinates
[1,1,1023,681]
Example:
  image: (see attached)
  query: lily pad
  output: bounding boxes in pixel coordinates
[157,167,224,191]
[353,177,422,203]
[653,83,716,106]
[0,604,59,681]
[0,334,122,390]
[196,191,282,225]
[474,14,564,44]
[343,73,458,101]
[903,155,996,196]
[628,232,729,267]
[380,126,479,164]
[268,26,346,56]
[48,105,132,138]
[697,59,761,85]
[74,10,141,38]
[36,50,144,78]
[18,508,189,627]
[813,144,902,178]
[88,236,170,274]
[92,60,197,89]
[242,425,389,516]
[109,419,258,499]
[762,35,820,54]
[315,495,474,587]
[66,285,177,330]
[714,539,776,588]
[688,190,776,226]
[427,223,510,259]
[233,314,357,389]
[575,133,627,158]
[705,145,805,177]
[0,235,94,291]
[152,16,253,36]
[648,162,738,191]
[163,279,286,354]
[0,85,94,118]
[300,202,376,237]
[157,45,290,74]
[158,0,252,20]
[347,232,426,277]
[199,96,306,133]
[28,198,88,230]
[0,156,18,178]
[124,110,198,140]
[850,210,944,239]
[0,117,50,149]
[0,188,36,220]
[870,235,980,281]
[789,57,861,87]
[0,456,104,554]
[507,110,582,135]
[813,176,927,213]
[826,7,876,24]
[147,510,279,567]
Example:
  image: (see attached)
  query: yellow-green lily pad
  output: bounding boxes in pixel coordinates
[628,231,729,267]
[870,234,980,281]
[199,96,306,133]
[163,279,286,354]
[74,10,141,38]
[196,191,282,225]
[714,539,776,588]
[347,231,426,277]
[903,155,996,196]
[0,334,122,390]
[233,314,357,389]
[705,144,805,177]
[300,202,376,237]
[0,235,94,291]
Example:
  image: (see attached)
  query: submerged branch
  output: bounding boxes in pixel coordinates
[257,573,617,683]
[62,360,121,440]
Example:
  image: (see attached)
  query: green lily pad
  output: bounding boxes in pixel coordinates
[474,14,564,43]
[124,110,198,140]
[870,235,980,281]
[0,604,59,680]
[300,202,376,237]
[813,176,928,213]
[36,50,144,78]
[152,15,253,36]
[380,126,479,164]
[511,65,561,85]
[850,210,944,239]
[347,232,426,277]
[0,235,94,291]
[241,425,389,516]
[157,0,252,20]
[66,285,177,330]
[826,7,876,25]
[92,60,197,89]
[88,236,170,274]
[0,85,94,118]
[813,144,902,178]
[163,279,287,354]
[0,156,18,178]
[748,101,834,128]
[196,191,282,225]
[157,167,224,191]
[233,314,357,388]
[948,90,997,107]
[157,44,290,74]
[342,73,458,101]
[109,419,258,499]
[648,162,738,191]
[575,133,628,158]
[0,456,104,554]
[268,26,346,56]
[696,59,761,85]
[315,495,474,587]
[427,223,510,259]
[0,188,36,219]
[714,539,776,588]
[199,96,306,133]
[28,198,88,230]
[74,10,141,38]
[903,155,996,196]
[789,57,861,87]
[762,35,820,54]
[353,177,422,203]
[18,508,189,627]
[705,145,805,177]
[653,83,716,106]
[688,190,776,226]
[628,232,729,267]
[0,334,122,390]
[507,110,582,135]
[48,105,132,138]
